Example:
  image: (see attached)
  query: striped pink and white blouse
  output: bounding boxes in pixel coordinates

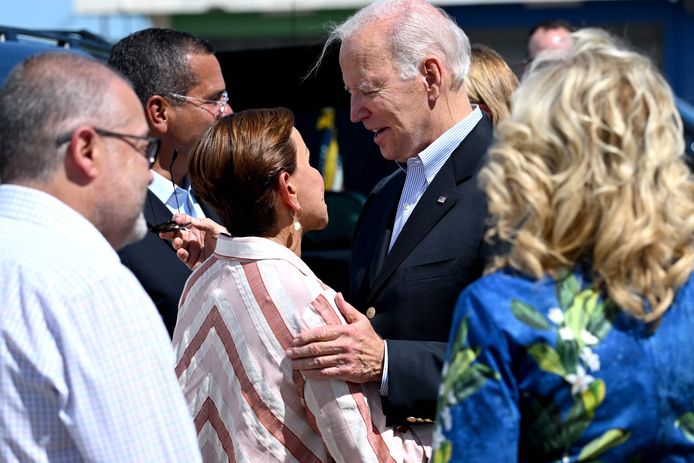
[173,235,432,463]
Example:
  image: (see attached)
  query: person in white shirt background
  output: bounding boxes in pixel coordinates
[0,52,202,462]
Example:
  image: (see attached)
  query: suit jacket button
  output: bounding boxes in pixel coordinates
[366,307,376,319]
[406,416,417,423]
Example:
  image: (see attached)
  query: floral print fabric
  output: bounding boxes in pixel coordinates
[434,269,694,462]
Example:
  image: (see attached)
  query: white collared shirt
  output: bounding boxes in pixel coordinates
[0,184,202,462]
[174,235,431,462]
[388,106,483,251]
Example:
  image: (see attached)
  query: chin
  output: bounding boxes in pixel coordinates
[119,213,148,250]
[317,217,329,231]
[379,148,405,163]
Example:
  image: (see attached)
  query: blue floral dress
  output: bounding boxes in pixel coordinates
[433,268,694,462]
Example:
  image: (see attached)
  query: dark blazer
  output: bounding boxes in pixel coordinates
[119,189,219,337]
[349,116,494,425]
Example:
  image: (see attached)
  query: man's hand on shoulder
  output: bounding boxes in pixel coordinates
[286,293,385,384]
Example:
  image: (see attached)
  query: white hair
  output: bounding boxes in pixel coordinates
[311,0,470,90]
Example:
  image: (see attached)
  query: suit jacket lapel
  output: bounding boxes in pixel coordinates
[367,117,493,301]
[144,189,172,230]
[367,173,405,288]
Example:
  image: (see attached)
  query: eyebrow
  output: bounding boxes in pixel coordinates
[344,80,378,93]
[195,90,227,100]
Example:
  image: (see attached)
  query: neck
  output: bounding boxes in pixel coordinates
[435,88,473,134]
[267,222,302,258]
[152,146,188,187]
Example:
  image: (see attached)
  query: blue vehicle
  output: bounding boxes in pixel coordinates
[0,26,111,83]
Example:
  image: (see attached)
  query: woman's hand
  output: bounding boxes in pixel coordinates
[159,213,227,269]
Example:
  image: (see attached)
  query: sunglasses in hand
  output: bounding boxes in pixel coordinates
[149,220,192,234]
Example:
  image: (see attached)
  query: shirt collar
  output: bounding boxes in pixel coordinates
[0,184,118,263]
[400,106,483,184]
[149,170,191,204]
[214,235,317,278]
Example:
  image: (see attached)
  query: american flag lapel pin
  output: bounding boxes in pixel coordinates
[437,196,446,205]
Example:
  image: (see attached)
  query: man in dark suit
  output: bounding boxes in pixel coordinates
[109,29,227,335]
[286,0,494,425]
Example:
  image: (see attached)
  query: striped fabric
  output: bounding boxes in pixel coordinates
[389,107,483,252]
[173,236,432,463]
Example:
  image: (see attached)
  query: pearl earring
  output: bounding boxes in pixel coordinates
[292,206,303,232]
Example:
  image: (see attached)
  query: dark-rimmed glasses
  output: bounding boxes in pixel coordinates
[56,127,160,167]
[168,91,229,119]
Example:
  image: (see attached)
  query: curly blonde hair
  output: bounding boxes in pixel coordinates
[482,29,694,322]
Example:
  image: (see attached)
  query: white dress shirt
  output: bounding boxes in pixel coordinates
[0,185,202,463]
[389,107,483,251]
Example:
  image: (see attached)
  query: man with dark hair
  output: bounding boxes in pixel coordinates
[109,28,227,335]
[526,19,573,61]
[0,52,201,461]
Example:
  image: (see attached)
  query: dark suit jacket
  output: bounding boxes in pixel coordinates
[349,116,494,425]
[119,189,219,337]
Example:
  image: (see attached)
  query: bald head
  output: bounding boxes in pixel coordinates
[527,21,572,59]
[0,52,128,184]
[0,52,152,250]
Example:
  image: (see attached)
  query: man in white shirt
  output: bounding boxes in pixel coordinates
[0,52,202,462]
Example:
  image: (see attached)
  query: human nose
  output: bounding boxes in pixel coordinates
[349,94,369,123]
[218,101,232,119]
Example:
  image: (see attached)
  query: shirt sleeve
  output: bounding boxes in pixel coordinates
[433,286,521,463]
[380,340,389,395]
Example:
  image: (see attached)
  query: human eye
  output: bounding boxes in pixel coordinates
[357,82,380,97]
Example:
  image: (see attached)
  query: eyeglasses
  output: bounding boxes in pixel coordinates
[168,91,229,119]
[56,127,160,167]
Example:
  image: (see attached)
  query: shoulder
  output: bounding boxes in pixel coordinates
[458,269,540,306]
[453,269,557,340]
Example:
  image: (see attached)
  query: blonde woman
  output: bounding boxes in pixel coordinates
[465,44,518,126]
[433,30,694,462]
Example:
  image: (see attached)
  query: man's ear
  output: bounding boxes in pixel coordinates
[64,126,100,182]
[277,171,300,212]
[422,57,443,101]
[145,95,169,135]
